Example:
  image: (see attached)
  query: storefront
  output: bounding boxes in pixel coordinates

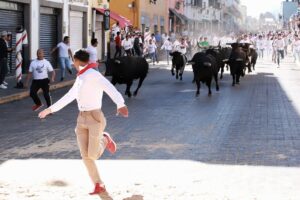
[39,6,61,67]
[0,0,27,73]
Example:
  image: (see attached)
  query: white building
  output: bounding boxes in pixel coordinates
[184,0,222,37]
[221,0,242,33]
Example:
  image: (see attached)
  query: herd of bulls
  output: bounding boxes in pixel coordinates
[172,43,258,96]
[104,43,258,98]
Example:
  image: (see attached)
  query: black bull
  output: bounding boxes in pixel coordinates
[170,51,186,81]
[105,57,149,97]
[189,52,219,96]
[227,43,247,86]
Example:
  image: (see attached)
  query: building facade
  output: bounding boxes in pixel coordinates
[109,0,139,29]
[281,1,298,28]
[221,0,242,34]
[139,0,169,33]
[0,0,109,75]
[169,0,187,35]
[89,0,110,60]
[110,0,169,34]
[184,0,222,37]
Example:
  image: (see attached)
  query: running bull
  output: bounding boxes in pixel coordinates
[105,57,149,97]
[189,52,219,96]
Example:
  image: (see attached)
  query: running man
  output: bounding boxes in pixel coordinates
[24,49,55,111]
[51,36,73,81]
[38,49,129,195]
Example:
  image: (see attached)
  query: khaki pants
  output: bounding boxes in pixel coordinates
[75,109,107,184]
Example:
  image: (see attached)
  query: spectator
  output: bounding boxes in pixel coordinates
[0,31,9,89]
[133,34,142,56]
[198,37,209,48]
[151,33,159,63]
[24,49,56,111]
[114,32,122,58]
[112,22,120,38]
[155,31,162,47]
[148,39,157,65]
[51,36,73,81]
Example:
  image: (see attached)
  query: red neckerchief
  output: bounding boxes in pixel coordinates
[77,63,98,76]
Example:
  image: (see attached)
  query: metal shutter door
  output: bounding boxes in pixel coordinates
[0,9,24,73]
[40,14,58,67]
[70,11,83,53]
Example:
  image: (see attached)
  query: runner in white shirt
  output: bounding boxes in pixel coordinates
[25,49,56,111]
[51,36,73,81]
[293,35,300,64]
[122,35,133,56]
[86,38,99,63]
[175,38,188,55]
[38,49,128,196]
[273,34,285,67]
[256,35,265,59]
[161,38,173,65]
[266,36,274,58]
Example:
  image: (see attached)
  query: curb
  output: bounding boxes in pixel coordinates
[0,79,75,105]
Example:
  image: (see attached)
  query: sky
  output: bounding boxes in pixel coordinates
[241,0,283,18]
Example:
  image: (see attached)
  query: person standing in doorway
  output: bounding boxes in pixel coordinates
[38,49,128,196]
[51,36,73,81]
[24,49,56,111]
[0,31,10,89]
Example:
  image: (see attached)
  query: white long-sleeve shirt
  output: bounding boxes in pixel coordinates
[256,39,265,50]
[161,40,173,51]
[49,69,125,113]
[273,39,285,50]
[122,39,133,50]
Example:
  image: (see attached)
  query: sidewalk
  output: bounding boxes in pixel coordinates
[0,69,76,105]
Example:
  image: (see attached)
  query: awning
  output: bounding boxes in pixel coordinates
[95,8,132,27]
[169,8,188,24]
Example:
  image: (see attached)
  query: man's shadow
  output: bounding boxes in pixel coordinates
[99,192,144,200]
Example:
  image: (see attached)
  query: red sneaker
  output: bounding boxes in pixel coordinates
[103,132,117,154]
[32,104,43,111]
[89,183,106,195]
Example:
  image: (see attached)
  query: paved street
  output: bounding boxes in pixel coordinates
[1,57,300,199]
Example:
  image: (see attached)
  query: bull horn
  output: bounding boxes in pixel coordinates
[114,59,121,64]
[236,58,243,61]
[222,59,229,62]
[203,62,212,67]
